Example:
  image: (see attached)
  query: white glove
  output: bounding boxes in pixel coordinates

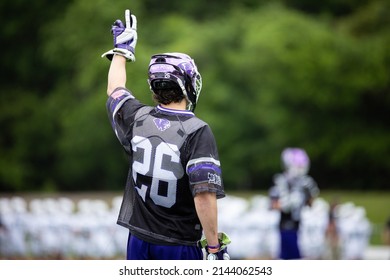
[102,9,138,62]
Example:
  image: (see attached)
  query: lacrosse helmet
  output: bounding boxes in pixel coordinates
[281,148,310,177]
[148,52,202,111]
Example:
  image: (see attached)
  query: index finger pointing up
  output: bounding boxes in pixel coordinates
[131,14,137,30]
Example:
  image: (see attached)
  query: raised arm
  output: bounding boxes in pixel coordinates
[107,55,127,96]
[102,9,137,96]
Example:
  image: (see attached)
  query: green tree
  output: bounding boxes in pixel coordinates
[1,0,389,192]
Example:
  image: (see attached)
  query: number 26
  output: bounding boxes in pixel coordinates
[131,136,183,208]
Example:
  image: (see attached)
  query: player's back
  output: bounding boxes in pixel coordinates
[125,105,209,245]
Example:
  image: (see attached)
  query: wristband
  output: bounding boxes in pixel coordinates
[207,244,220,253]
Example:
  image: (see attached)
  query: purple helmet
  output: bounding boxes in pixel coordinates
[281,148,310,177]
[148,52,202,111]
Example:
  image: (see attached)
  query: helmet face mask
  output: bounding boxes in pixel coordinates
[148,53,202,111]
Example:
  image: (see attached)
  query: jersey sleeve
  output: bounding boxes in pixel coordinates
[185,125,225,199]
[269,174,285,199]
[106,87,144,146]
[269,186,279,200]
[303,176,320,203]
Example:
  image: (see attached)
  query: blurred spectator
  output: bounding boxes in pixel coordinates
[268,148,319,259]
[0,194,380,260]
[299,198,330,259]
[0,196,128,260]
[334,203,371,259]
[0,214,6,256]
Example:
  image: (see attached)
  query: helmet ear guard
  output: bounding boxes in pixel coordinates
[148,53,202,111]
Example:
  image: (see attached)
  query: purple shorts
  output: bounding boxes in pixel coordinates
[126,233,203,260]
[279,229,301,259]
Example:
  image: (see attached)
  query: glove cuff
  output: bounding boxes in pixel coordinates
[101,48,136,62]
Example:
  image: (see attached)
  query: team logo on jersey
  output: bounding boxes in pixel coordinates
[153,118,171,131]
[208,173,222,186]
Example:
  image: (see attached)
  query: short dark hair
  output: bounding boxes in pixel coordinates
[152,87,185,105]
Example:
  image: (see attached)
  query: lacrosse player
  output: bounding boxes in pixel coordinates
[102,9,229,260]
[268,148,319,259]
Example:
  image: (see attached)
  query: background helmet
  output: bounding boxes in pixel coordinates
[281,147,310,177]
[148,52,202,111]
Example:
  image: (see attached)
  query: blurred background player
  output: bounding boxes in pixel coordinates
[102,10,229,260]
[268,147,319,259]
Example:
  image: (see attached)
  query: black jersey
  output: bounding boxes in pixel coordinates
[269,173,319,231]
[107,87,225,245]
